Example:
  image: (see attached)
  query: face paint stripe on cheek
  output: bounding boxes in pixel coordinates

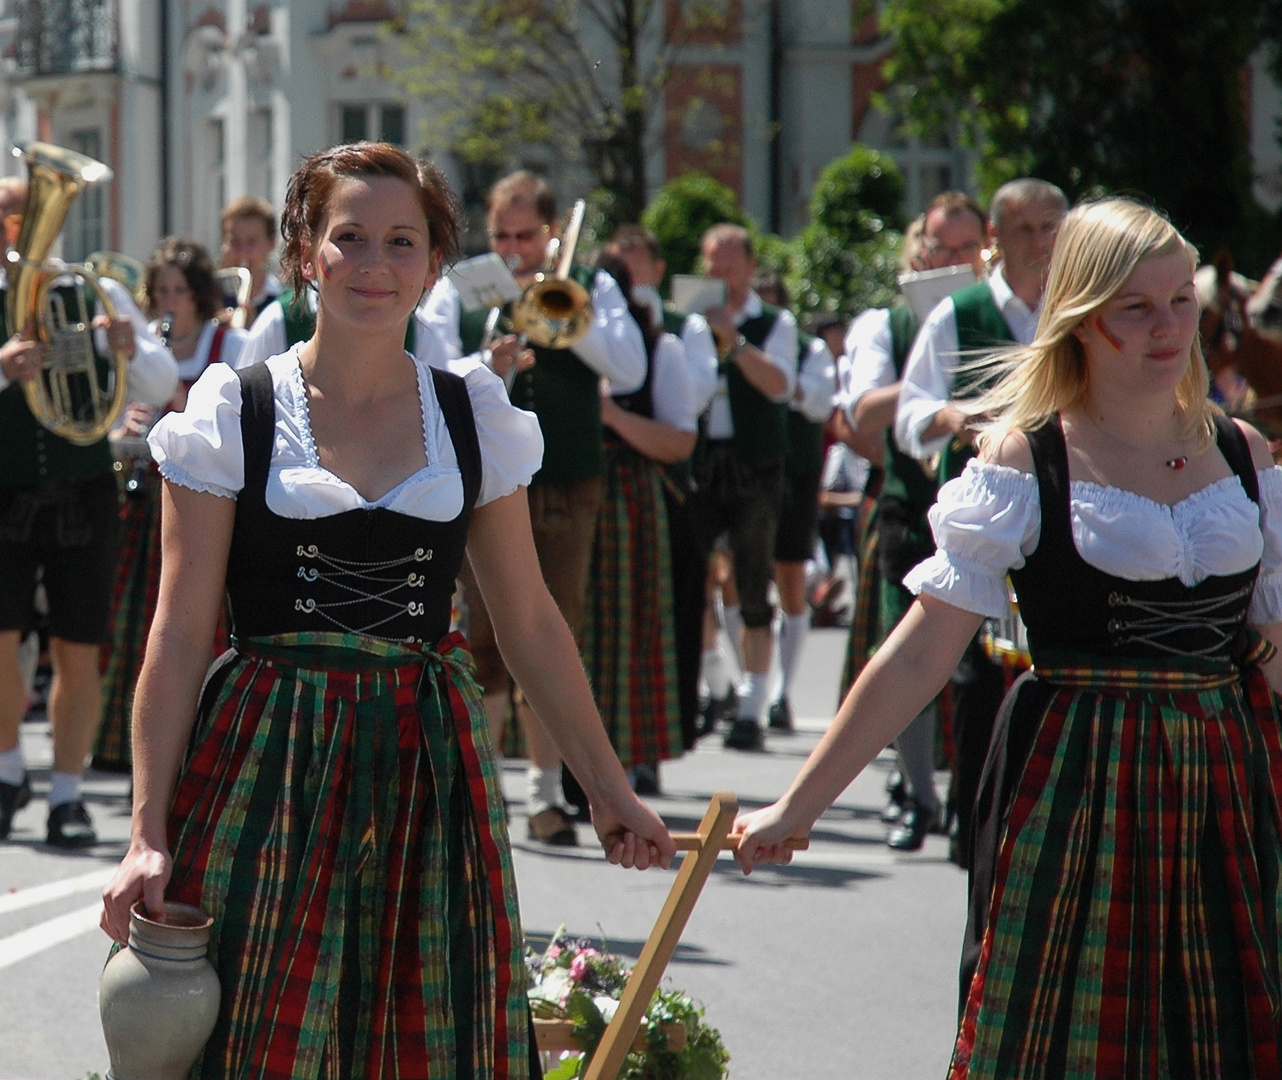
[318,251,335,281]
[1095,316,1124,351]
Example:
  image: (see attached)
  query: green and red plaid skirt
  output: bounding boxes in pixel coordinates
[951,642,1282,1079]
[580,444,682,767]
[166,631,529,1080]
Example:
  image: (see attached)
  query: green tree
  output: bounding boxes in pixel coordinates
[788,146,907,319]
[881,0,1282,269]
[641,173,754,287]
[392,0,689,227]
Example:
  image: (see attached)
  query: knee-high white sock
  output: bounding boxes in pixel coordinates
[526,766,564,818]
[701,646,733,699]
[777,612,809,699]
[0,747,24,786]
[48,771,82,810]
[722,604,744,672]
[738,671,769,724]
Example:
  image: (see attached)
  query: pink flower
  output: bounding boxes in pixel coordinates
[569,948,599,981]
[547,945,562,961]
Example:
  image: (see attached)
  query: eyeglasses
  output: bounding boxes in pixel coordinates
[487,226,549,244]
[922,239,982,260]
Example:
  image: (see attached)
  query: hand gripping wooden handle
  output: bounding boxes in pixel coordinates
[670,833,809,852]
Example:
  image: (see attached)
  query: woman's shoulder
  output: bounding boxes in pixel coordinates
[1231,417,1277,472]
[978,428,1035,476]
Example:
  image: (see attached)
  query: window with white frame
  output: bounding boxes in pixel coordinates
[338,104,407,147]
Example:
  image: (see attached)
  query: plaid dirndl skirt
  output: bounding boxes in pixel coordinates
[166,631,529,1080]
[580,445,682,767]
[952,640,1282,1079]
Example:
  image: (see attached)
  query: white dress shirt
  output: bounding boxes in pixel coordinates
[894,268,1040,459]
[704,290,798,439]
[840,307,895,428]
[421,270,648,394]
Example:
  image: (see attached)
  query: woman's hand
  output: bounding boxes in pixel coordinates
[590,785,675,871]
[733,804,809,875]
[485,334,535,379]
[101,838,173,944]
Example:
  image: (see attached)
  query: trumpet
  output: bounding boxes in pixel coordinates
[509,199,593,349]
[7,141,129,446]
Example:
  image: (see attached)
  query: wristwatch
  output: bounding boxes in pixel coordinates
[727,333,747,360]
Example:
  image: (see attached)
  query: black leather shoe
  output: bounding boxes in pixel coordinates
[0,772,31,840]
[880,771,907,824]
[767,696,793,731]
[47,800,97,848]
[629,762,660,795]
[887,801,937,852]
[697,690,737,737]
[723,718,764,751]
[527,807,578,847]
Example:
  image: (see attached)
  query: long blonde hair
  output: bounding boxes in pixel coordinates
[975,197,1214,454]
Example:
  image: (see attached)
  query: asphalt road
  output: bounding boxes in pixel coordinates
[0,627,969,1080]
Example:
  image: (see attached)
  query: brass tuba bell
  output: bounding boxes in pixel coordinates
[7,141,129,446]
[510,198,593,349]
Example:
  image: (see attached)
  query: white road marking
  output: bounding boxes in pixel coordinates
[0,902,103,971]
[0,868,113,915]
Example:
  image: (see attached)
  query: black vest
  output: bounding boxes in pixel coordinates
[226,361,481,645]
[1010,415,1259,664]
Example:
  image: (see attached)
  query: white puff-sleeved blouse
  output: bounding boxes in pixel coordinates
[147,346,544,520]
[903,459,1282,626]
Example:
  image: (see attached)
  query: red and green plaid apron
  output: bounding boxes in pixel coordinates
[166,630,529,1080]
[952,641,1282,1079]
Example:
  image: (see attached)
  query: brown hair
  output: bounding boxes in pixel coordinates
[220,195,277,243]
[923,190,986,232]
[144,236,222,321]
[487,170,556,226]
[279,142,462,300]
[605,223,663,262]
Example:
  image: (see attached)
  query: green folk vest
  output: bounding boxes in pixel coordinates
[277,289,416,352]
[938,281,1016,482]
[878,302,937,509]
[784,330,825,478]
[0,285,114,487]
[704,302,787,464]
[458,263,601,486]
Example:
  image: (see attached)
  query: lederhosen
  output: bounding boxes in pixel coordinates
[163,361,534,1079]
[774,330,828,564]
[951,415,1282,1078]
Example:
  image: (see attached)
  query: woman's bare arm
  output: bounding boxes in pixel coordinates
[466,490,675,870]
[101,483,235,941]
[735,595,983,871]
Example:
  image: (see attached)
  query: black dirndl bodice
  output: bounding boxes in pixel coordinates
[1008,413,1261,666]
[224,361,481,644]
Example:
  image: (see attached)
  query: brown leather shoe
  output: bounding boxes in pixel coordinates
[527,807,578,846]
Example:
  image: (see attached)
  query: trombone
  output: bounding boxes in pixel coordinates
[216,266,254,329]
[509,198,593,349]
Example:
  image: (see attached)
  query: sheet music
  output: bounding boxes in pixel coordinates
[447,253,523,310]
[897,264,977,322]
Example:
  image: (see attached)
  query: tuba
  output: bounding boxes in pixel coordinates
[510,198,593,349]
[7,141,129,446]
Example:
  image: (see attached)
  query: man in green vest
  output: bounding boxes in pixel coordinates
[424,171,647,845]
[693,224,798,752]
[0,177,180,847]
[843,191,988,852]
[892,178,1067,859]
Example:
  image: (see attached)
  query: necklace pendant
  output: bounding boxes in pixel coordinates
[1165,455,1189,470]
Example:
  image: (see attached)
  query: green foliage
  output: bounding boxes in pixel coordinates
[527,936,729,1080]
[393,0,671,222]
[880,0,1282,267]
[789,224,904,321]
[809,146,908,235]
[641,173,754,284]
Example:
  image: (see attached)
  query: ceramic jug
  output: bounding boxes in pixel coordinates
[99,901,220,1080]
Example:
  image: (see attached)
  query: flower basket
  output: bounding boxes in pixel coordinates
[527,935,728,1080]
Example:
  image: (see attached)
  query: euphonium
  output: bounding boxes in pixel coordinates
[7,141,128,446]
[510,198,594,349]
